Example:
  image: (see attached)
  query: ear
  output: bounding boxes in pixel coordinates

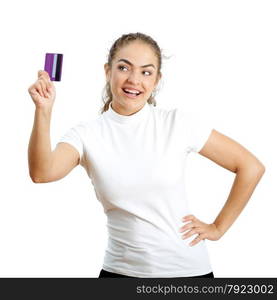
[104,63,111,81]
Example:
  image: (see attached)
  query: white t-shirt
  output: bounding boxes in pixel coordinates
[58,102,214,278]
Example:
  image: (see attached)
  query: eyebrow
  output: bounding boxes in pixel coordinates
[116,59,156,69]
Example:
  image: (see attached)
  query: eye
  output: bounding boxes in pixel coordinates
[143,70,152,76]
[118,65,128,71]
[118,65,152,76]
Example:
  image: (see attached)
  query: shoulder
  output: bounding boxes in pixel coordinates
[66,115,101,137]
[151,105,179,120]
[151,105,194,126]
[79,112,106,128]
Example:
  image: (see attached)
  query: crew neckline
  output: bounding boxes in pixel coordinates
[105,102,151,124]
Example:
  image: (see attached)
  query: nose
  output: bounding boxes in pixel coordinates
[127,71,140,85]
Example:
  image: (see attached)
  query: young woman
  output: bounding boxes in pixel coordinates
[28,32,265,278]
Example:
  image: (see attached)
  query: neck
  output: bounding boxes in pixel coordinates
[111,101,146,116]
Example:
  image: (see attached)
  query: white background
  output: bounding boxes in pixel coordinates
[0,0,276,277]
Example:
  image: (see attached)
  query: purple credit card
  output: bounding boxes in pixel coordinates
[44,53,63,81]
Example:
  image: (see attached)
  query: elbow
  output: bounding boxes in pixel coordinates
[29,172,47,183]
[254,159,266,176]
[258,163,266,176]
[236,160,266,178]
[30,175,43,183]
[255,164,266,183]
[259,162,266,172]
[31,177,43,183]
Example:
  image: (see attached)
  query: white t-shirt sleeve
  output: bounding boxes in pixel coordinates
[175,109,214,153]
[57,121,87,160]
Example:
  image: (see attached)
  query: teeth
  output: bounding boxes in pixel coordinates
[123,88,140,94]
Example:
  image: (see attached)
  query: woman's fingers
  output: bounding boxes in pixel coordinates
[182,214,196,222]
[179,222,195,233]
[38,70,50,81]
[189,233,206,246]
[179,216,202,233]
[34,81,43,98]
[38,81,47,98]
[182,228,198,239]
[28,86,39,98]
[182,226,206,238]
[38,77,52,98]
[179,214,208,246]
[38,70,52,93]
[179,215,222,246]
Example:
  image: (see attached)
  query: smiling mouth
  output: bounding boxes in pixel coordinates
[121,88,143,98]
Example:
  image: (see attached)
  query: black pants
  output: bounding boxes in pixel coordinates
[98,269,214,278]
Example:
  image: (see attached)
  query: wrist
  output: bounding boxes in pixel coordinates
[35,106,52,116]
[213,222,225,238]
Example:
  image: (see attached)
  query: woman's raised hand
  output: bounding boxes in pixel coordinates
[28,70,56,111]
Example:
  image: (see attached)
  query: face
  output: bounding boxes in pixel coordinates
[104,41,161,115]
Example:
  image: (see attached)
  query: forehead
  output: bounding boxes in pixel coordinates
[114,41,157,66]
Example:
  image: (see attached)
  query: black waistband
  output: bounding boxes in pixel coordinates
[98,269,214,278]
